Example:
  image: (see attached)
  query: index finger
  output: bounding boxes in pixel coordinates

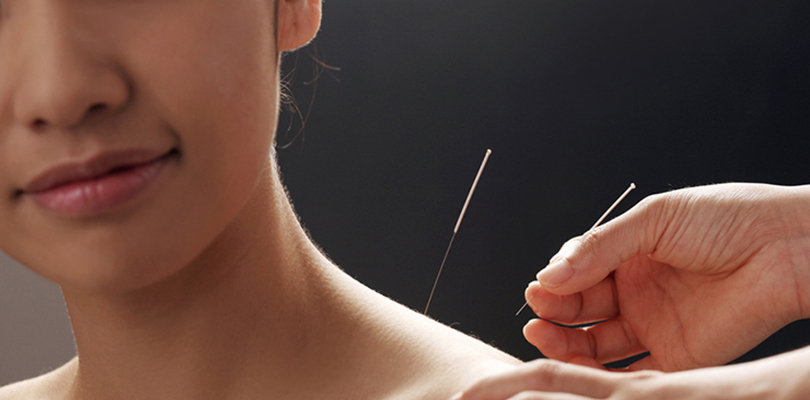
[454,359,618,400]
[537,195,662,296]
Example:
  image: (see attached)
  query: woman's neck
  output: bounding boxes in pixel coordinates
[60,167,368,400]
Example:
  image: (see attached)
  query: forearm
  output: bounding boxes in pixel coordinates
[753,344,810,400]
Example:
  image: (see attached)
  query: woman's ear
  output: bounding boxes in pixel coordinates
[277,0,322,52]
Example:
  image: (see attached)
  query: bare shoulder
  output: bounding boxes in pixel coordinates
[416,318,520,399]
[0,358,77,400]
[380,302,522,400]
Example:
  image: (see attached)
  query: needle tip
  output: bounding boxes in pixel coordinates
[515,301,529,316]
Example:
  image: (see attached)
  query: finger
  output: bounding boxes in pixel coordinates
[568,356,606,370]
[569,356,658,373]
[536,197,662,296]
[523,318,647,365]
[506,393,592,400]
[456,392,591,400]
[548,237,582,265]
[568,356,659,373]
[456,359,617,400]
[626,355,664,371]
[526,277,619,325]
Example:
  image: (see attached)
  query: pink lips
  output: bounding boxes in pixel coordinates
[23,149,177,217]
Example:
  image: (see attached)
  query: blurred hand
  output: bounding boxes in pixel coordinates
[451,348,810,400]
[525,183,810,371]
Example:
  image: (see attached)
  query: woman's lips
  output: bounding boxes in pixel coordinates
[24,149,178,217]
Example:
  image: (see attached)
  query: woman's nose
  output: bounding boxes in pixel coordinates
[10,6,129,131]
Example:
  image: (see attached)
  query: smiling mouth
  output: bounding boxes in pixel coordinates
[20,148,180,217]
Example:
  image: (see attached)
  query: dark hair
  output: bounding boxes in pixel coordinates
[277,39,339,149]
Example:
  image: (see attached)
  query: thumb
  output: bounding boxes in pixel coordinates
[537,197,661,296]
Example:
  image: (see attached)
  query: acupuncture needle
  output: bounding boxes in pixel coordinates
[424,149,492,315]
[515,183,636,316]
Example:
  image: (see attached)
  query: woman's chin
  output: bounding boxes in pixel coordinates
[40,255,183,296]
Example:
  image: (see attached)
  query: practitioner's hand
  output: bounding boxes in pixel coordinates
[525,183,810,371]
[451,348,810,400]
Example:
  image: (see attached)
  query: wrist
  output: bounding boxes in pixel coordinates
[780,184,810,320]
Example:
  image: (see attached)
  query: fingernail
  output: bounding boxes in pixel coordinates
[448,393,463,400]
[536,260,573,288]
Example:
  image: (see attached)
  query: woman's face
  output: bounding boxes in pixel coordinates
[0,0,281,292]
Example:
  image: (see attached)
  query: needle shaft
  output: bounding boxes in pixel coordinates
[516,183,636,316]
[424,150,492,315]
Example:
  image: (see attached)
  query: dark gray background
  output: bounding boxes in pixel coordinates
[3,0,810,385]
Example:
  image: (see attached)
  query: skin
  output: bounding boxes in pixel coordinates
[453,348,810,400]
[0,1,519,399]
[453,183,810,399]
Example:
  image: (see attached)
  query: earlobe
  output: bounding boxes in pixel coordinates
[276,0,322,52]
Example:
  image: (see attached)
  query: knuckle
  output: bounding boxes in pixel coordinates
[637,191,676,223]
[579,227,610,276]
[609,371,662,400]
[579,227,601,250]
[631,191,680,254]
[525,359,564,389]
[637,191,664,210]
